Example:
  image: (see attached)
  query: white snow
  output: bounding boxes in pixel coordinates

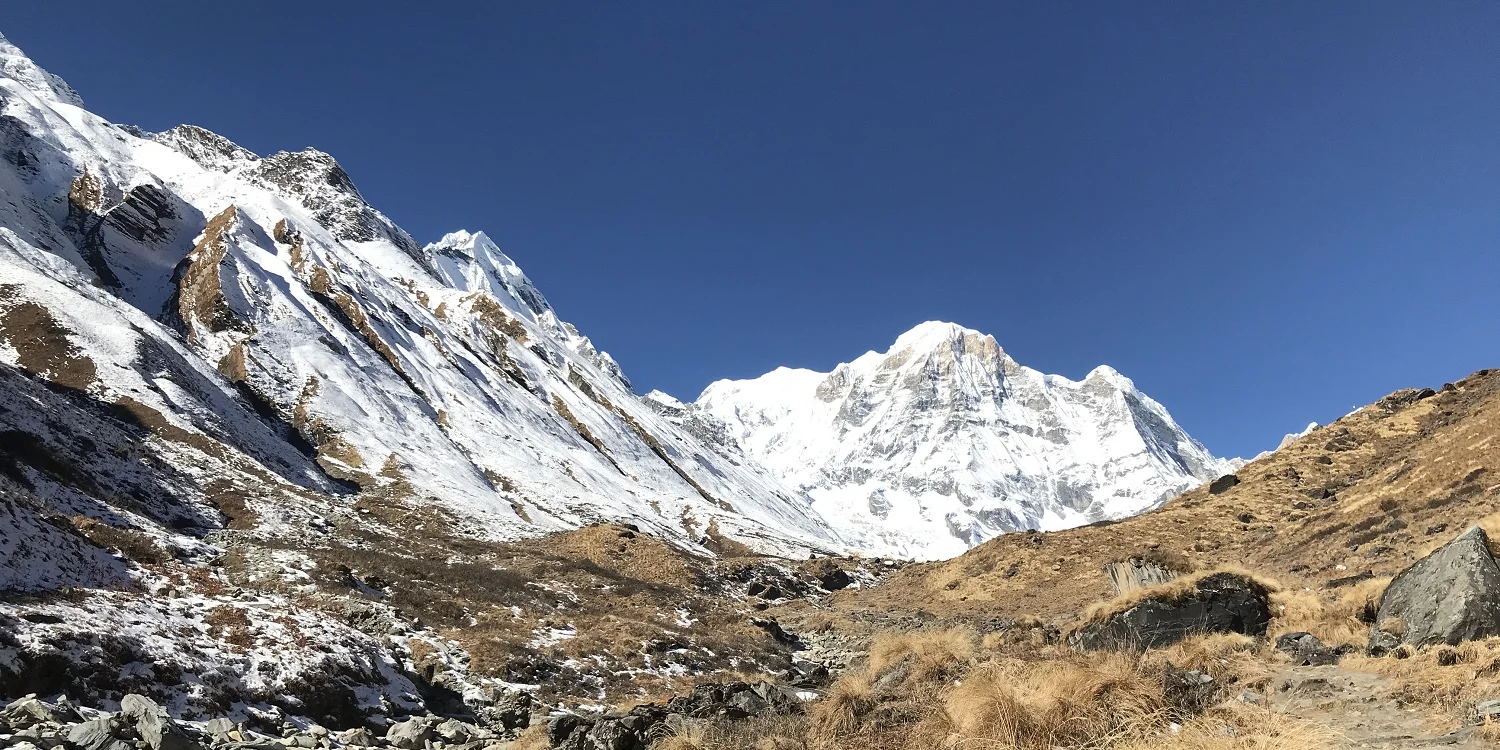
[695,321,1232,559]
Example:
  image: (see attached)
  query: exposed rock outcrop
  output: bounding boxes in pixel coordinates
[1069,572,1273,651]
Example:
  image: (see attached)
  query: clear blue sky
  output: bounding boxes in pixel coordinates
[6,2,1498,459]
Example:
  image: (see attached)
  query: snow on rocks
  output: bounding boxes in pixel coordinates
[0,26,846,563]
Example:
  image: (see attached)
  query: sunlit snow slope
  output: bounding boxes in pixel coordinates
[0,31,844,562]
[695,322,1233,559]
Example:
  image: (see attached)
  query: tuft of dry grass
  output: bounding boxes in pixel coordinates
[1145,632,1273,689]
[866,628,976,683]
[504,725,549,750]
[927,652,1168,749]
[807,675,875,741]
[1480,719,1500,744]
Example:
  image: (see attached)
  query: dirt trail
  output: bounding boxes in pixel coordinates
[1267,665,1484,748]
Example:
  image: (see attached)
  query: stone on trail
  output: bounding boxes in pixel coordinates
[1275,631,1339,666]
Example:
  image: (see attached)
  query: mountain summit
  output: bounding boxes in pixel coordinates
[695,321,1231,559]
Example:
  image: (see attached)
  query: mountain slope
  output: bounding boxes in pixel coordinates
[0,29,879,726]
[0,30,843,564]
[817,367,1500,624]
[695,321,1231,559]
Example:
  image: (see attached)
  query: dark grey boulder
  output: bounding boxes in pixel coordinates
[1366,628,1401,657]
[818,566,852,591]
[1069,572,1273,651]
[2,696,78,728]
[1275,632,1338,666]
[1208,474,1240,494]
[1375,525,1500,646]
[475,686,532,732]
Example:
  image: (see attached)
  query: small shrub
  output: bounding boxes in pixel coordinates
[807,675,874,741]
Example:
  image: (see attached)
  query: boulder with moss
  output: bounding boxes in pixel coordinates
[1068,572,1274,651]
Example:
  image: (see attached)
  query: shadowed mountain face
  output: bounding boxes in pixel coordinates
[695,321,1231,559]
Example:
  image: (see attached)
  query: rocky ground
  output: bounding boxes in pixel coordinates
[9,377,1500,750]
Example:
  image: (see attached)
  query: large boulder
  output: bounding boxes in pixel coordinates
[2,695,80,728]
[120,694,203,750]
[1068,572,1273,651]
[67,715,136,750]
[385,715,442,750]
[1375,525,1500,646]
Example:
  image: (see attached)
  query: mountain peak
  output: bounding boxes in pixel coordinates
[890,320,986,350]
[153,124,257,173]
[429,229,496,258]
[1082,364,1133,390]
[695,321,1229,559]
[0,31,84,107]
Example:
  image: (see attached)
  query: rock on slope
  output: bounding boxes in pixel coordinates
[694,321,1232,559]
[0,29,843,565]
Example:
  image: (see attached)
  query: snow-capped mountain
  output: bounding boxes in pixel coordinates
[0,30,844,569]
[695,321,1233,559]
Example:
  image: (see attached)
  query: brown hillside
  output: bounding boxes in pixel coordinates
[812,367,1500,629]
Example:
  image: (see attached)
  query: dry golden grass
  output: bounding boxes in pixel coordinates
[661,622,1362,750]
[1480,719,1500,744]
[505,725,549,750]
[929,652,1167,749]
[1144,633,1274,689]
[656,714,810,750]
[1115,704,1340,750]
[866,628,976,682]
[981,627,1047,651]
[807,675,876,742]
[1268,577,1387,647]
[1341,637,1500,711]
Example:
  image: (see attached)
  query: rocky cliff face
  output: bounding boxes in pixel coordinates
[695,321,1231,559]
[0,30,843,564]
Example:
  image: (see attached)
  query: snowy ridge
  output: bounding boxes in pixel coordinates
[695,321,1233,559]
[0,32,843,560]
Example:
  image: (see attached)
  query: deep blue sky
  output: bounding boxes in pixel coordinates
[6,2,1499,458]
